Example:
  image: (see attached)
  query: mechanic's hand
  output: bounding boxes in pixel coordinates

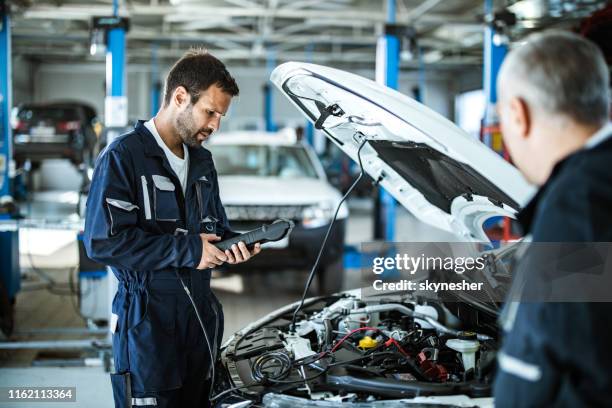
[224,242,262,265]
[197,234,227,270]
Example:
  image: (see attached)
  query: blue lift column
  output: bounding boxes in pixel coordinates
[482,0,510,242]
[90,0,129,143]
[0,0,20,322]
[483,0,507,154]
[304,43,314,146]
[150,44,161,117]
[264,50,277,132]
[373,0,399,241]
[103,13,129,143]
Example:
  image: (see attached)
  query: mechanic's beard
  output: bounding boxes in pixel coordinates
[175,105,204,148]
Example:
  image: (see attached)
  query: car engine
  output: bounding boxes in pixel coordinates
[215,291,499,406]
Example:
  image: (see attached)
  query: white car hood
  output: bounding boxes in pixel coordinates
[271,62,535,242]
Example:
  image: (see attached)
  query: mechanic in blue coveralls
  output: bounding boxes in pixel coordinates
[84,49,261,408]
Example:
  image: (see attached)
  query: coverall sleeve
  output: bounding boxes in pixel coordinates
[83,147,203,271]
[530,166,593,242]
[495,175,612,406]
[495,302,612,407]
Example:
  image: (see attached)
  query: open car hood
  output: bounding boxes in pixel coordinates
[271,62,535,242]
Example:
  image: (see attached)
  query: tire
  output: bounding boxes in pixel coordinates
[317,256,344,295]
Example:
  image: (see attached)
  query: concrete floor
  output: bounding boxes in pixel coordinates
[0,159,459,407]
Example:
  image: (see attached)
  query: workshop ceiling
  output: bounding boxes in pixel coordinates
[7,0,608,70]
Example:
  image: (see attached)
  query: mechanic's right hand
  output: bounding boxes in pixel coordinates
[197,234,227,270]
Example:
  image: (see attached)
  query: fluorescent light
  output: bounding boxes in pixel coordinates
[423,50,443,64]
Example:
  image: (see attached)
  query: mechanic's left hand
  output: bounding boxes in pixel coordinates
[224,242,262,264]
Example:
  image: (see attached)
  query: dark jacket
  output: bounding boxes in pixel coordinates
[494,126,612,407]
[84,121,233,396]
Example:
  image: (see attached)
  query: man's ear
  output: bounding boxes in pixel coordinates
[509,96,531,139]
[172,86,190,108]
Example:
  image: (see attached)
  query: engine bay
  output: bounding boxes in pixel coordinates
[215,291,500,406]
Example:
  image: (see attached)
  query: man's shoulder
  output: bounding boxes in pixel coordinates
[531,140,612,240]
[189,144,215,167]
[195,144,213,158]
[102,128,146,160]
[551,139,612,195]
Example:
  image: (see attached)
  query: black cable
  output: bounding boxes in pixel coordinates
[210,383,259,403]
[267,366,329,384]
[327,351,400,367]
[251,351,292,382]
[290,139,368,331]
[291,351,328,367]
[174,270,216,400]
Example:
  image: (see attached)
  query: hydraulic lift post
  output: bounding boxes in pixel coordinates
[305,43,315,146]
[150,43,161,117]
[482,0,512,242]
[373,0,399,241]
[264,49,277,132]
[483,0,507,151]
[0,0,20,337]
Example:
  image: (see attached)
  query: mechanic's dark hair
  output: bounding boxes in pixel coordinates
[163,48,239,107]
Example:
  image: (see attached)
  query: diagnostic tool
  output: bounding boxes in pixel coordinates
[216,219,294,251]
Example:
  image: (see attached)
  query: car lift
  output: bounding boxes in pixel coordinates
[0,0,20,339]
[481,0,519,243]
[264,50,278,132]
[373,0,399,242]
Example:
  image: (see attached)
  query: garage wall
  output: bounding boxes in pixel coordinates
[452,68,484,95]
[19,61,455,131]
[11,56,35,107]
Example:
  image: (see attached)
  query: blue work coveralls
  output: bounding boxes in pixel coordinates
[494,126,612,407]
[84,121,234,407]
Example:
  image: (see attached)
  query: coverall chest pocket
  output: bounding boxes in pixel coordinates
[195,175,219,234]
[152,175,180,222]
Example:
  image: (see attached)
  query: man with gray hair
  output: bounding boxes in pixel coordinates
[494,30,611,406]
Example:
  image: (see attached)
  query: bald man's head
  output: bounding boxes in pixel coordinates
[496,30,610,185]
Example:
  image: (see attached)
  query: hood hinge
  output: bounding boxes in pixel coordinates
[314,101,345,129]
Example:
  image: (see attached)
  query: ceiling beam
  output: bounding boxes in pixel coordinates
[20,3,476,24]
[13,42,481,66]
[12,27,458,49]
[404,0,445,22]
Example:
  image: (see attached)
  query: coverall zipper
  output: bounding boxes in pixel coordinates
[195,180,204,222]
[210,300,219,369]
[189,178,219,378]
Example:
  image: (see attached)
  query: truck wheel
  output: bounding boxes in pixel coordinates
[317,256,344,295]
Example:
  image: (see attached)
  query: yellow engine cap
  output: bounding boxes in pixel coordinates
[358,336,378,349]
